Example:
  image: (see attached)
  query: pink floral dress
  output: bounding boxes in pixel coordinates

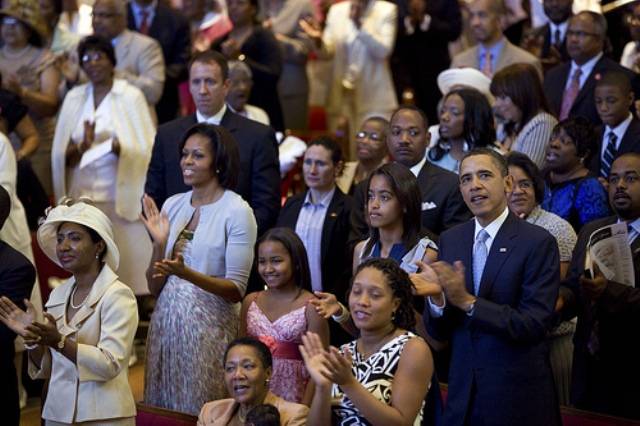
[246,301,310,403]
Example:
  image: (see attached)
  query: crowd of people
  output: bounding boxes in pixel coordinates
[0,0,639,425]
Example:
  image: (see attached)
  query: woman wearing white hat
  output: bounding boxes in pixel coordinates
[0,200,138,426]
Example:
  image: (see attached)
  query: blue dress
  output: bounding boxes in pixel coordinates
[542,175,611,232]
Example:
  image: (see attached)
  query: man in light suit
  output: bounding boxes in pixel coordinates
[451,0,542,78]
[0,186,35,426]
[544,11,639,124]
[424,148,561,425]
[565,153,640,419]
[144,50,280,236]
[350,105,470,242]
[304,0,398,157]
[127,0,190,123]
[92,0,165,115]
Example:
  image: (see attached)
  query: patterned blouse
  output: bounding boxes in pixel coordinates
[526,206,577,262]
[542,175,611,232]
[331,332,424,426]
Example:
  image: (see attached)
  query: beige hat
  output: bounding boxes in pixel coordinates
[437,68,493,99]
[0,0,49,47]
[37,200,120,271]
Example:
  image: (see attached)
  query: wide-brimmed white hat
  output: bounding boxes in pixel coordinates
[437,68,492,99]
[37,200,119,270]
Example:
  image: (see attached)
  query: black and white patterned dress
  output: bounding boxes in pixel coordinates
[331,332,425,425]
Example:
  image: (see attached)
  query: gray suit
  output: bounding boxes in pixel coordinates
[451,39,542,78]
[113,29,165,107]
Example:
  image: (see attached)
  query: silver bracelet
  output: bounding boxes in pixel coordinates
[24,342,39,350]
[331,302,351,324]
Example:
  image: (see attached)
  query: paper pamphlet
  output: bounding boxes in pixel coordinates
[585,223,635,287]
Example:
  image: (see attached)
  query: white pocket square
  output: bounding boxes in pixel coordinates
[421,201,437,211]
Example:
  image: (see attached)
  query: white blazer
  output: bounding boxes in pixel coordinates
[321,0,398,115]
[51,79,155,221]
[29,265,138,423]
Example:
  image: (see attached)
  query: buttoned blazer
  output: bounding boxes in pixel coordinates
[114,29,166,106]
[450,39,543,78]
[563,216,640,417]
[144,110,280,234]
[277,188,354,299]
[197,392,308,426]
[544,56,639,125]
[426,213,561,426]
[590,118,640,175]
[29,265,138,423]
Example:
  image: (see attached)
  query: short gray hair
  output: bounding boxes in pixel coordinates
[228,60,253,80]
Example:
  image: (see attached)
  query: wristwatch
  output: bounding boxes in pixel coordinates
[57,334,67,351]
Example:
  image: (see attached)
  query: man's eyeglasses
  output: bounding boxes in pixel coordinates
[356,131,383,141]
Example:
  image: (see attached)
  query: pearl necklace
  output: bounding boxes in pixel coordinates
[69,284,90,309]
[2,44,32,59]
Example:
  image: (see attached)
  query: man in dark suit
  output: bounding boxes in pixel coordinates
[0,186,35,426]
[523,0,572,70]
[544,11,639,124]
[423,149,561,425]
[127,0,191,123]
[350,105,470,242]
[565,153,640,419]
[391,0,462,123]
[592,71,640,178]
[145,50,280,235]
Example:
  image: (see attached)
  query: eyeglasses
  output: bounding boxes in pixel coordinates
[1,17,19,26]
[81,52,106,64]
[625,15,640,27]
[356,131,383,141]
[566,29,600,39]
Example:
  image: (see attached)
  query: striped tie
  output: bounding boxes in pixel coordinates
[600,131,617,178]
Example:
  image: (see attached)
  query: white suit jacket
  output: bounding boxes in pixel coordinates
[321,0,398,114]
[51,79,155,221]
[29,265,138,423]
[113,29,165,106]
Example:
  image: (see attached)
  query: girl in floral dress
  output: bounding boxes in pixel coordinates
[240,227,329,405]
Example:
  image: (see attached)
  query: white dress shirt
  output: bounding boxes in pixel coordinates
[196,103,227,125]
[565,52,603,91]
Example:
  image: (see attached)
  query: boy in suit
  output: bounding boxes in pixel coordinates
[593,71,640,179]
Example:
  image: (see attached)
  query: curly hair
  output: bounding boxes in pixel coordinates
[551,117,598,164]
[224,337,273,369]
[349,258,416,331]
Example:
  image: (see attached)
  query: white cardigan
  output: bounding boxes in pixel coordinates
[52,79,155,221]
[29,265,138,423]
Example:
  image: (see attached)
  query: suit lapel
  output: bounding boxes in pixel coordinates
[116,30,133,65]
[478,214,519,298]
[68,266,119,329]
[619,118,640,154]
[456,222,475,295]
[220,109,240,135]
[320,190,343,262]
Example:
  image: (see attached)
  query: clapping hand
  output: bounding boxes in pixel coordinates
[324,346,356,387]
[0,297,38,339]
[299,17,322,43]
[153,254,188,280]
[25,313,62,348]
[410,260,443,297]
[431,261,474,310]
[309,291,341,319]
[4,73,24,97]
[140,194,169,246]
[221,39,241,59]
[79,120,95,154]
[300,332,333,387]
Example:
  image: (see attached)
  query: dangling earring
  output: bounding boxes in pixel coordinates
[265,378,270,385]
[391,311,396,321]
[95,253,100,259]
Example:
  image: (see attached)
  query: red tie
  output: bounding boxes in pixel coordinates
[139,10,150,35]
[559,67,582,120]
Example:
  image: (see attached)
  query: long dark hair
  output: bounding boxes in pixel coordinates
[363,163,422,255]
[490,63,549,135]
[256,227,312,292]
[349,258,416,331]
[429,87,496,162]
